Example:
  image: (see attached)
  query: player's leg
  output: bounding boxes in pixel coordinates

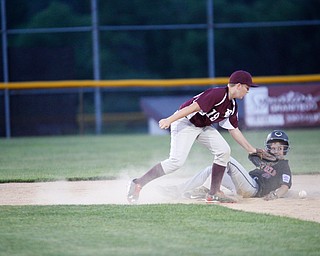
[159,165,211,199]
[221,170,237,194]
[178,165,212,195]
[176,165,236,199]
[227,157,258,197]
[197,127,236,203]
[160,117,201,174]
[183,167,236,197]
[197,127,230,194]
[128,118,200,203]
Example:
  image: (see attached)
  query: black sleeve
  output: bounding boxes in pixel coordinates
[248,154,262,167]
[248,154,278,168]
[277,160,292,189]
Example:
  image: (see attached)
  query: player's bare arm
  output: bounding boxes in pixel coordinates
[159,101,201,129]
[264,184,289,201]
[275,184,289,197]
[228,128,256,154]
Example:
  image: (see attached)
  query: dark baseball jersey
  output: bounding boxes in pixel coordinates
[179,86,238,129]
[248,158,292,197]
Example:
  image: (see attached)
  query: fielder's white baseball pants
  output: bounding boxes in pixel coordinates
[161,117,231,174]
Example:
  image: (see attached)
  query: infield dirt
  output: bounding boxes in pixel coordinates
[1,175,319,223]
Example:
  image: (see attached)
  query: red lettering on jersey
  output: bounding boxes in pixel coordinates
[261,163,276,176]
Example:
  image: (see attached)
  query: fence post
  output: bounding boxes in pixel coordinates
[207,0,215,78]
[91,0,102,135]
[1,0,11,138]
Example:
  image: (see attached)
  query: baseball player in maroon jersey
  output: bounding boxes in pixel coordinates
[127,70,260,203]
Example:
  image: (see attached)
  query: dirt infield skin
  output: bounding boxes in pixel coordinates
[1,175,319,223]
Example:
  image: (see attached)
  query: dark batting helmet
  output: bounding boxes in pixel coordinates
[265,130,290,155]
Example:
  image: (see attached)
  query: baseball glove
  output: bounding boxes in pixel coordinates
[250,148,277,162]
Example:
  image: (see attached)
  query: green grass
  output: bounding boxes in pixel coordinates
[0,134,170,182]
[1,204,320,256]
[0,129,320,255]
[0,129,319,182]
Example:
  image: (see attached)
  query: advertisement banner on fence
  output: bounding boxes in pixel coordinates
[244,84,320,128]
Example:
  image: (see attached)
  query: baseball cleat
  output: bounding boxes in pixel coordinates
[127,179,142,204]
[183,186,209,200]
[205,192,237,204]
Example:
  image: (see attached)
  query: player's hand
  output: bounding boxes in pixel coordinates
[251,148,277,162]
[263,191,278,201]
[159,119,171,129]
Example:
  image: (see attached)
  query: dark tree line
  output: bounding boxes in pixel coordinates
[4,0,320,81]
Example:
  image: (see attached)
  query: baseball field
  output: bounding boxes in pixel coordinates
[0,129,319,255]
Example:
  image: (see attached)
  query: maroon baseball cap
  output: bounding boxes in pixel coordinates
[229,70,258,87]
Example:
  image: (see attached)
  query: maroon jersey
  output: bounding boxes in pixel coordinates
[180,87,238,129]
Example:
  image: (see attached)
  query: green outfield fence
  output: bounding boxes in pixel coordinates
[2,0,320,138]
